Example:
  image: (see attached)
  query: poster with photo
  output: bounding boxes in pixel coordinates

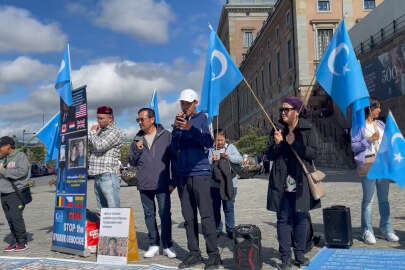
[68,137,86,169]
[52,86,89,256]
[363,42,405,100]
[97,208,139,265]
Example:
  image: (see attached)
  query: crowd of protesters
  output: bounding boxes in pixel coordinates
[0,89,399,270]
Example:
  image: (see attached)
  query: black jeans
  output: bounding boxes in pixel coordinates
[139,190,172,249]
[277,192,308,263]
[177,176,219,257]
[1,192,27,245]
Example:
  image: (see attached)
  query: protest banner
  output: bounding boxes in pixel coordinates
[51,86,90,256]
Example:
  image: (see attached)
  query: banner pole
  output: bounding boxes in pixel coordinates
[243,79,277,130]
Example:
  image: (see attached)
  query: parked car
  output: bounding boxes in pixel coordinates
[31,164,42,178]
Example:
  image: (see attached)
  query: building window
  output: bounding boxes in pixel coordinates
[318,0,330,12]
[276,27,280,41]
[286,11,291,25]
[244,31,254,48]
[261,69,265,95]
[317,29,333,60]
[364,0,376,10]
[277,51,281,79]
[287,40,293,69]
[268,61,272,85]
[255,76,258,95]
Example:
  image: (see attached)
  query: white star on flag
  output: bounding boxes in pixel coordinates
[394,153,403,163]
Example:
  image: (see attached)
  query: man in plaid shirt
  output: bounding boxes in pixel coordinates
[89,106,124,210]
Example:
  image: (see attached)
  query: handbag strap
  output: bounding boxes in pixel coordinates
[290,147,316,174]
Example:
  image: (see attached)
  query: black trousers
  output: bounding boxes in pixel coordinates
[1,192,27,245]
[177,175,219,257]
[276,192,308,263]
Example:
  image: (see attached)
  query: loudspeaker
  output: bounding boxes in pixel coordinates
[233,224,262,270]
[323,205,353,248]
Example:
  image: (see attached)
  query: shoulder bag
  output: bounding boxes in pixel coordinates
[357,122,381,178]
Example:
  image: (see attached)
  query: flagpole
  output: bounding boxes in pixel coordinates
[243,79,277,130]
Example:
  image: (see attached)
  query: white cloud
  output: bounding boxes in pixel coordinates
[68,0,175,44]
[0,56,57,93]
[0,6,67,53]
[0,57,206,139]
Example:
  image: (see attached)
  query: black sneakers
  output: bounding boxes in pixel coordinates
[204,254,222,270]
[178,254,203,269]
[294,256,310,267]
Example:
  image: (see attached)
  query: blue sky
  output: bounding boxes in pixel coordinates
[0,0,226,139]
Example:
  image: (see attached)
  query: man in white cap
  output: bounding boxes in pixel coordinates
[172,89,221,270]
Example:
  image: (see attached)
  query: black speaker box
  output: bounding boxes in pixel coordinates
[233,224,263,270]
[323,205,353,248]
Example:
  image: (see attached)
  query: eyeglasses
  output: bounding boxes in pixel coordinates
[136,117,150,123]
[279,107,295,114]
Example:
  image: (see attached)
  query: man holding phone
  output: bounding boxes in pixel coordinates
[172,89,221,270]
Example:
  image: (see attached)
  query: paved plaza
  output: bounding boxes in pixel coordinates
[0,168,404,269]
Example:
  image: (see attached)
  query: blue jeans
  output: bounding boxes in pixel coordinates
[361,178,393,235]
[211,187,237,234]
[139,190,172,249]
[94,173,120,210]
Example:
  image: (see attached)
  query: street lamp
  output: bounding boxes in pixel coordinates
[22,129,36,145]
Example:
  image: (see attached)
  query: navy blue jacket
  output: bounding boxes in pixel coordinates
[129,124,174,191]
[171,112,213,177]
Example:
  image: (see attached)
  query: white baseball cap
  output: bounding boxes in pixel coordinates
[179,89,199,102]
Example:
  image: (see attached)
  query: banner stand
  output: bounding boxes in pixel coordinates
[51,245,91,257]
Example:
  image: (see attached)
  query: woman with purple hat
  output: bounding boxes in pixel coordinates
[266,97,320,269]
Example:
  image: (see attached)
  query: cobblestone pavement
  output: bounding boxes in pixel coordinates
[0,168,404,269]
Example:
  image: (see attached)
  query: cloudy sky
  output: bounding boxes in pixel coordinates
[0,0,226,140]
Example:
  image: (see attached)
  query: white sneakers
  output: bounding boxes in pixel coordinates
[144,246,159,258]
[144,246,176,259]
[384,232,399,242]
[363,230,400,244]
[163,248,177,258]
[363,230,376,245]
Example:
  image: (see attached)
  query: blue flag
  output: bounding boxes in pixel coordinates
[367,111,405,188]
[55,44,72,106]
[316,20,369,117]
[150,89,160,124]
[37,113,61,163]
[351,97,370,137]
[199,29,244,121]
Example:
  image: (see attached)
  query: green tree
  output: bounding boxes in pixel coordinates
[25,145,46,164]
[235,127,269,156]
[120,143,131,166]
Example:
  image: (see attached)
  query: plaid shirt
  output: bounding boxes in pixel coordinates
[88,123,124,176]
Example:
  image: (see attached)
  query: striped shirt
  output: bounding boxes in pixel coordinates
[88,123,124,176]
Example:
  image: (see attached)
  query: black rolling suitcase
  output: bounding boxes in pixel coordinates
[323,205,353,248]
[233,224,263,270]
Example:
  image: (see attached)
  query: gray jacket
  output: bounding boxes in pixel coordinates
[0,150,31,194]
[129,125,174,191]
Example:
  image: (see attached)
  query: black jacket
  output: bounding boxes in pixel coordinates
[129,125,174,191]
[266,118,321,213]
[212,158,234,201]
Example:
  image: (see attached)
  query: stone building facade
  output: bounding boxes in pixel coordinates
[217,0,384,167]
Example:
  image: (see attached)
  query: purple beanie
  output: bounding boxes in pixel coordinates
[283,97,304,111]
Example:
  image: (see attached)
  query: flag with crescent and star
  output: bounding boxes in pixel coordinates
[367,111,405,188]
[150,89,160,124]
[55,44,72,106]
[316,20,370,120]
[199,29,244,122]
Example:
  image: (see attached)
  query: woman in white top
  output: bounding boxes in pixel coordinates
[351,99,399,244]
